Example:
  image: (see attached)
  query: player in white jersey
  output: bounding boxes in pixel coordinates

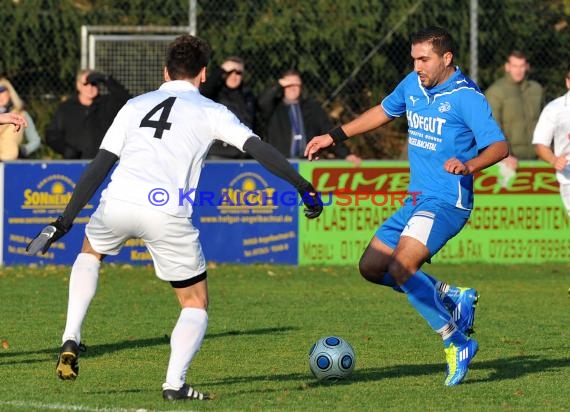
[532,65,570,217]
[26,34,322,401]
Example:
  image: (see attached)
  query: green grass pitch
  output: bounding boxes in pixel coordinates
[0,262,568,411]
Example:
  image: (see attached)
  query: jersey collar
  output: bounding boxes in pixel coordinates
[159,80,199,92]
[426,66,463,95]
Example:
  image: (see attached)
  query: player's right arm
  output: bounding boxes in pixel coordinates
[532,103,568,171]
[534,143,568,171]
[305,105,393,160]
[304,75,410,161]
[26,102,132,255]
[26,149,119,255]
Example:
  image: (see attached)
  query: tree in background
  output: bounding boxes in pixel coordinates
[1,0,569,159]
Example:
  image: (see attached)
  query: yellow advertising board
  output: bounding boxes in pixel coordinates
[299,161,568,264]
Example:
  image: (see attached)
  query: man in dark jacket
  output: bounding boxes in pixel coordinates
[258,69,360,164]
[46,70,130,159]
[200,56,257,159]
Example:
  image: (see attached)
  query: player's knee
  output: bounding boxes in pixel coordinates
[387,259,411,285]
[358,256,385,283]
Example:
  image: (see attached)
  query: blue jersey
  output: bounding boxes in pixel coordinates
[381,68,505,209]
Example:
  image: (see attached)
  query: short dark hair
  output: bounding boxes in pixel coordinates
[411,26,457,58]
[508,50,527,61]
[281,68,301,78]
[166,34,211,80]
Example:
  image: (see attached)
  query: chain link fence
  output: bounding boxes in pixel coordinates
[2,0,569,159]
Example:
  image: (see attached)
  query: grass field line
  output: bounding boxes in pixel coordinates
[0,400,199,412]
[0,400,135,411]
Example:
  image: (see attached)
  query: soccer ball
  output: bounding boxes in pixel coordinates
[308,336,356,380]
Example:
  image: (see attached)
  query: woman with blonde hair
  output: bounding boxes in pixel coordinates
[0,78,41,159]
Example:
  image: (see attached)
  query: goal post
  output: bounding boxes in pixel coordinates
[81,26,191,97]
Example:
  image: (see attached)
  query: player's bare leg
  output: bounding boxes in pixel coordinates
[162,277,211,401]
[359,236,478,336]
[359,235,477,386]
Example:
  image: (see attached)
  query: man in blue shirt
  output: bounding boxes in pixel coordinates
[305,26,508,386]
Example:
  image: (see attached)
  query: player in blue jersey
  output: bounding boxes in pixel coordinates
[305,26,508,386]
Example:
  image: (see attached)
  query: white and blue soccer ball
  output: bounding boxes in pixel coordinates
[308,336,356,380]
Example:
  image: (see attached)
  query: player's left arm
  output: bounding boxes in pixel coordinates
[243,137,322,219]
[444,141,509,175]
[445,92,509,175]
[211,106,322,218]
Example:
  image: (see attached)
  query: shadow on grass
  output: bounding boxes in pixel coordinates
[0,326,297,364]
[206,355,570,388]
[352,355,570,384]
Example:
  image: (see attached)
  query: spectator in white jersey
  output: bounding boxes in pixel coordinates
[26,34,322,401]
[532,64,570,217]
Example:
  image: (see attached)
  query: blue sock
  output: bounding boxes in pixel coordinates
[380,272,457,313]
[380,271,446,293]
[378,273,403,292]
[400,270,450,331]
[400,270,467,347]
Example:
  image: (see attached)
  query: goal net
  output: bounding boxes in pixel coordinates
[81,26,191,97]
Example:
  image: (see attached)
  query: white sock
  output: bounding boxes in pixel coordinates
[164,307,208,389]
[61,253,100,344]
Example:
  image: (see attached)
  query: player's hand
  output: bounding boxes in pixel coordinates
[299,190,323,219]
[26,216,71,255]
[552,153,569,172]
[444,157,472,175]
[86,72,108,85]
[304,134,334,161]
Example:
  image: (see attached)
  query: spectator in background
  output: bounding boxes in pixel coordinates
[257,69,361,165]
[46,69,129,159]
[200,56,257,159]
[485,50,543,184]
[0,78,41,159]
[532,64,570,217]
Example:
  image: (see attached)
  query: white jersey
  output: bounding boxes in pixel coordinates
[532,90,570,185]
[99,80,256,217]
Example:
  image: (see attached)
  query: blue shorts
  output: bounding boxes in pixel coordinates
[376,197,471,257]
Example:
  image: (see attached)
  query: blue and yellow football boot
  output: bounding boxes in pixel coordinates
[451,287,479,336]
[444,338,478,386]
